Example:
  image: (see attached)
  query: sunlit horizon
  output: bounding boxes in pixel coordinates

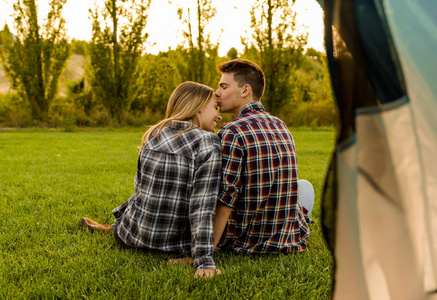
[0,0,324,56]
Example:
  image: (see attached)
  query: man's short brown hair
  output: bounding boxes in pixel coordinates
[217,59,265,101]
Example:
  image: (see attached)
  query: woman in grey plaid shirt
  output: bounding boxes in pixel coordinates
[81,81,223,278]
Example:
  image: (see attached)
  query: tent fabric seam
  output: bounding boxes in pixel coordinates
[337,134,356,152]
[355,95,409,116]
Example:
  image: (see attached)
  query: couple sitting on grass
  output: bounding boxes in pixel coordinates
[81,59,314,278]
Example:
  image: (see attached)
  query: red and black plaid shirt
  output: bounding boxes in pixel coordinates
[217,102,309,254]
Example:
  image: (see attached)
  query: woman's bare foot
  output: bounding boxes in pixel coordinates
[80,217,113,233]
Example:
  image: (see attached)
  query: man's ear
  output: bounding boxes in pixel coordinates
[241,84,252,97]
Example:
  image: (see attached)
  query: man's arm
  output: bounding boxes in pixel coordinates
[213,204,232,249]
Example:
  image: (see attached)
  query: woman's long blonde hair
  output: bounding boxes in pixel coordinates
[141,81,214,145]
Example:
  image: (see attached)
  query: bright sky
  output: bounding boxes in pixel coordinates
[0,0,324,56]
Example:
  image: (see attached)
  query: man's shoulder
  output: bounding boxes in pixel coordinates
[217,118,247,139]
[219,111,287,133]
[220,111,263,129]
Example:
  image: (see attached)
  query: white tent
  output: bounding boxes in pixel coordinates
[318,0,437,299]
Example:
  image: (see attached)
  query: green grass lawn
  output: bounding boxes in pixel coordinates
[0,128,335,299]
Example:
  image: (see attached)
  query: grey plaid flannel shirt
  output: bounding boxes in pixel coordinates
[113,121,222,270]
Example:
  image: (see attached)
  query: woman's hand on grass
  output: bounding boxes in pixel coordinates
[169,258,221,278]
[194,269,222,278]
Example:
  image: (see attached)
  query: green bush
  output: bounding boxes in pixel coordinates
[71,40,88,56]
[49,96,91,128]
[0,93,33,127]
[124,110,163,127]
[0,94,11,120]
[296,99,337,127]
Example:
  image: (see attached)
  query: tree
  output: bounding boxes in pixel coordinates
[87,0,151,123]
[132,52,181,118]
[71,39,88,56]
[243,0,307,117]
[305,47,323,61]
[226,47,238,60]
[176,0,220,87]
[0,0,70,121]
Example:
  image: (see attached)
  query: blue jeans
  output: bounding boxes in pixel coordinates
[113,224,130,248]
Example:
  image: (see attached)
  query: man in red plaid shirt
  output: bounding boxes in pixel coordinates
[213,59,312,254]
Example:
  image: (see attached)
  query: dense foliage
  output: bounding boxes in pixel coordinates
[176,0,219,87]
[0,0,70,122]
[0,0,336,128]
[244,0,308,117]
[87,0,151,123]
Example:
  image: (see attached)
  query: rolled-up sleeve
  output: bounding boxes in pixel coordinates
[217,128,244,208]
[189,141,222,270]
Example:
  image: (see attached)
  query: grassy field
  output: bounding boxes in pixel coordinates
[0,127,335,299]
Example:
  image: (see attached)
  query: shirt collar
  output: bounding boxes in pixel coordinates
[238,101,266,118]
[168,120,195,130]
